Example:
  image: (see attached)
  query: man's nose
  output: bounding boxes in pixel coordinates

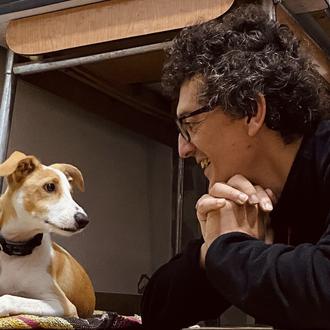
[178,134,196,158]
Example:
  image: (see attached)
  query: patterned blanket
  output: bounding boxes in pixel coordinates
[0,311,142,329]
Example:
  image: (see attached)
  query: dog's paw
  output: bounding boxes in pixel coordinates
[0,295,12,317]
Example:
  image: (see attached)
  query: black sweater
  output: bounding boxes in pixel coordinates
[141,120,330,329]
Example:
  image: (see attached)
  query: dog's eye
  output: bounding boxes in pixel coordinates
[44,183,56,193]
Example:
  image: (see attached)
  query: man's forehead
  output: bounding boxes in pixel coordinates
[177,76,205,117]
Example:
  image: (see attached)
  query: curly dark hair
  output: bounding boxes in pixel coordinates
[162,4,329,143]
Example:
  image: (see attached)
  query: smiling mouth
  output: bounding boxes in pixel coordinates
[45,220,78,233]
[200,159,210,170]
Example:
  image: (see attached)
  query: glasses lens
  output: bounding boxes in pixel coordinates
[175,119,190,142]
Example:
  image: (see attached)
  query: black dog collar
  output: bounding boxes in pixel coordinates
[0,233,43,256]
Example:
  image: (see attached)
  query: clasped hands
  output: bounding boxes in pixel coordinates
[197,174,277,268]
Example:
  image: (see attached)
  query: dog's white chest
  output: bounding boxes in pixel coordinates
[0,239,54,297]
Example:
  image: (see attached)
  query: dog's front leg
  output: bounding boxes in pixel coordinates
[0,294,77,317]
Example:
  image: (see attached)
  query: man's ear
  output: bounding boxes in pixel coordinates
[50,163,84,192]
[0,151,40,185]
[247,93,266,137]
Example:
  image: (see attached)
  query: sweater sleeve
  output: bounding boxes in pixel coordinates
[205,222,330,329]
[141,238,230,330]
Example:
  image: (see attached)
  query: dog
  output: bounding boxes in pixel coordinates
[0,151,95,318]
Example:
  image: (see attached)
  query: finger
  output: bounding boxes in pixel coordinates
[196,194,216,216]
[196,195,212,237]
[196,194,212,208]
[196,196,226,222]
[227,174,259,205]
[265,188,278,205]
[209,182,249,205]
[264,215,274,244]
[245,204,265,240]
[199,219,206,238]
[255,185,273,212]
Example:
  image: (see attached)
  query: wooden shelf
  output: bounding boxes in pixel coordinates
[7,0,234,55]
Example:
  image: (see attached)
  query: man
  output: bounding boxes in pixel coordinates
[142,4,330,330]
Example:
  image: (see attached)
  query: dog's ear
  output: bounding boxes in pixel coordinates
[50,163,84,192]
[0,151,40,184]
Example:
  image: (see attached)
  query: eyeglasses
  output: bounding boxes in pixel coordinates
[175,105,214,142]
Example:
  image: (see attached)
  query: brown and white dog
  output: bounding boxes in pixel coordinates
[0,151,95,318]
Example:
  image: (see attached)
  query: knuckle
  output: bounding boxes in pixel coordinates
[198,201,212,214]
[208,184,217,195]
[200,193,209,199]
[254,185,263,191]
[197,205,206,216]
[196,194,208,208]
[224,200,234,210]
[197,197,208,209]
[209,182,225,196]
[255,186,268,197]
[228,173,243,184]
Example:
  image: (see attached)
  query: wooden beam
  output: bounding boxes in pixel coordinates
[277,4,330,83]
[20,71,177,147]
[283,0,327,14]
[63,67,170,121]
[7,0,234,55]
[82,49,166,85]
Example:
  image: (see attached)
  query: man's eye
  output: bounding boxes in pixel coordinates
[184,121,202,130]
[44,183,56,193]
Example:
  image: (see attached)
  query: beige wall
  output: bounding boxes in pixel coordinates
[0,48,173,294]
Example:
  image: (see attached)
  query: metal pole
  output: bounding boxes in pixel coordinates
[174,157,184,254]
[13,41,172,75]
[262,0,281,20]
[0,50,16,191]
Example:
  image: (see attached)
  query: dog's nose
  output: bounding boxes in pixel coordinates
[74,212,89,229]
